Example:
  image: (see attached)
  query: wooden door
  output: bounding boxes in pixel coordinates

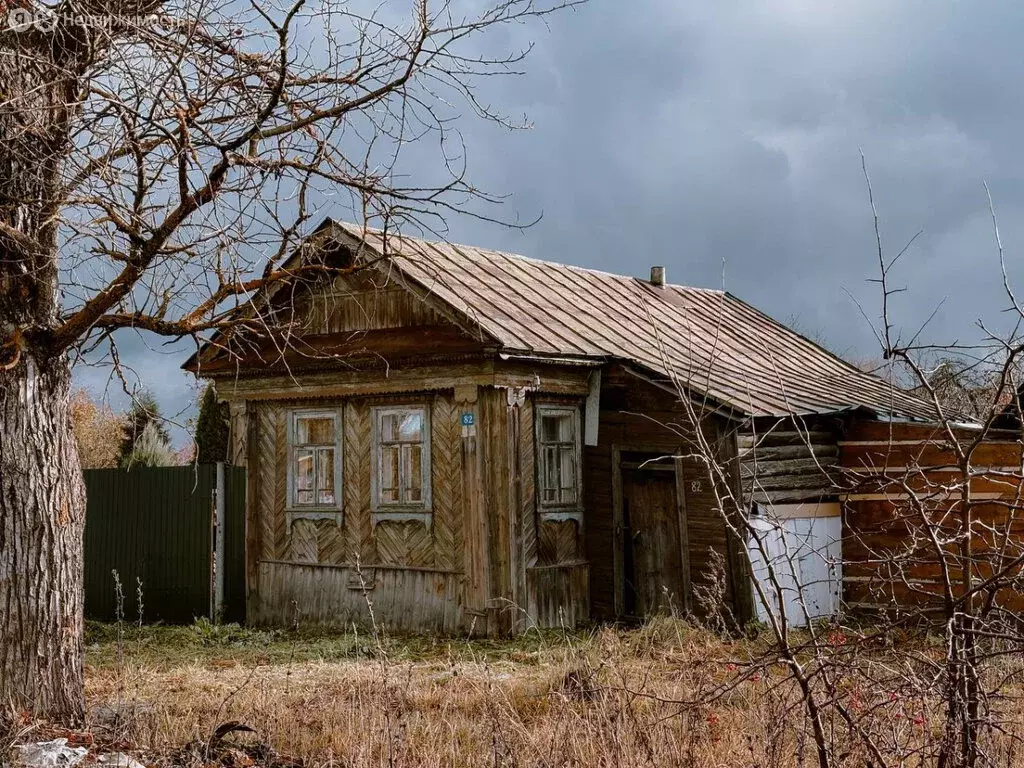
[622,468,685,617]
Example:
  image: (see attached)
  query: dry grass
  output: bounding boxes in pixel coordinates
[79,619,774,767]
[75,618,1024,767]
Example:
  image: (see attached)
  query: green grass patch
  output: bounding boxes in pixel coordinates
[84,618,598,670]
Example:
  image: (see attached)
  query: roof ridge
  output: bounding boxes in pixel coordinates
[333,220,726,294]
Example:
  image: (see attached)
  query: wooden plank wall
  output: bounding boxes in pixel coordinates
[255,561,462,633]
[840,420,1024,613]
[584,369,739,620]
[248,392,468,631]
[245,382,592,635]
[522,393,588,630]
[298,269,452,334]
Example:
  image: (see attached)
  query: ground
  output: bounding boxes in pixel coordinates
[4,619,988,767]
[68,619,755,767]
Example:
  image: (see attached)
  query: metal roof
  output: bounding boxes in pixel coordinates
[331,221,937,421]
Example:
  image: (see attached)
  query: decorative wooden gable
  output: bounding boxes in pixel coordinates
[188,236,494,376]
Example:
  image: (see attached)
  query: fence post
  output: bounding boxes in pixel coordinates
[214,461,226,622]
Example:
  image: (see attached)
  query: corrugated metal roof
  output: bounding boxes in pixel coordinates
[332,221,937,421]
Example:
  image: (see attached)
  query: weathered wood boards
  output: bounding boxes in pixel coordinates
[840,421,1024,614]
[584,367,747,623]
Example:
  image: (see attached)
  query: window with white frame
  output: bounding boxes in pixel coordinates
[537,405,581,508]
[372,406,431,510]
[288,410,342,509]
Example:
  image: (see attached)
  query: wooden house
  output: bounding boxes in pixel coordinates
[186,220,941,634]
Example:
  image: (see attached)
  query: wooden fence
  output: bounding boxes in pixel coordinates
[84,463,246,624]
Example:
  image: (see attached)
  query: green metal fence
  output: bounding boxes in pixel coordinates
[83,464,246,624]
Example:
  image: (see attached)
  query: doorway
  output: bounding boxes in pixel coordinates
[621,456,686,618]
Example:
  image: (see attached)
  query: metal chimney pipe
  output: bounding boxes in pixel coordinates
[650,265,666,287]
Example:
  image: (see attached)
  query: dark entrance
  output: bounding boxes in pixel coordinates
[621,455,685,617]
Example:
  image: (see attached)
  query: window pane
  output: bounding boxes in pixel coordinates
[296,416,334,445]
[296,489,314,505]
[317,448,335,505]
[295,449,314,490]
[541,413,572,444]
[559,446,575,489]
[398,412,423,442]
[406,444,423,502]
[380,414,398,443]
[381,445,399,503]
[543,445,559,493]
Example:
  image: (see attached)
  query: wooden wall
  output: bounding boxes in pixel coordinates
[246,391,469,631]
[584,368,743,621]
[840,420,1024,614]
[738,420,842,505]
[237,368,594,635]
[295,268,454,335]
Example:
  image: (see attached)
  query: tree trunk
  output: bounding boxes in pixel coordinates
[0,352,86,722]
[0,15,90,724]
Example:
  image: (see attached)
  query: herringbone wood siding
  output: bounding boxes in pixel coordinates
[317,518,347,565]
[432,395,463,571]
[255,404,287,561]
[344,400,374,564]
[538,519,581,565]
[375,520,434,567]
[519,399,537,568]
[229,402,248,467]
[288,519,318,562]
[253,395,464,571]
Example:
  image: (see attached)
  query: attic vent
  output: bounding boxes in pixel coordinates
[650,266,666,287]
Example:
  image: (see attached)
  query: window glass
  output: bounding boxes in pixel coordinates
[290,412,339,508]
[317,448,335,505]
[538,407,579,507]
[375,407,429,509]
[296,416,335,445]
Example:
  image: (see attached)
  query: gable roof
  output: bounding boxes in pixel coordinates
[321,221,936,421]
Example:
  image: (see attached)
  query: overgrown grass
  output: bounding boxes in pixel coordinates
[79,617,755,766]
[74,617,1020,767]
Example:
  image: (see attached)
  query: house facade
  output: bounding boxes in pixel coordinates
[187,221,939,634]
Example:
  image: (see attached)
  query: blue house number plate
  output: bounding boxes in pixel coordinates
[461,413,475,426]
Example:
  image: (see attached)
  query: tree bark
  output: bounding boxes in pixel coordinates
[0,352,85,721]
[0,24,87,721]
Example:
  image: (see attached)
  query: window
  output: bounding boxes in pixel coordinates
[537,405,581,508]
[288,410,341,510]
[372,406,431,511]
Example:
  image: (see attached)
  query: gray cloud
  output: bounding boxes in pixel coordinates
[76,0,1024,443]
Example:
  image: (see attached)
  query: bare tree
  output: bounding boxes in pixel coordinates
[649,170,1024,768]
[0,0,577,721]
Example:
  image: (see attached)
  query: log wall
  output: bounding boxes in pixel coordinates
[738,419,842,506]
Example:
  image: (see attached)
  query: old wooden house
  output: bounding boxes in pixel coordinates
[187,220,941,634]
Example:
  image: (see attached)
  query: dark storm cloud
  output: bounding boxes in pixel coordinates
[77,0,1024,443]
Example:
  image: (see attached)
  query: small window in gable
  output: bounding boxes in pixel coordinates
[372,406,431,513]
[288,410,342,510]
[537,405,581,509]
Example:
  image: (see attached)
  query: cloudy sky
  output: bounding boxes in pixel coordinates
[76,0,1024,445]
